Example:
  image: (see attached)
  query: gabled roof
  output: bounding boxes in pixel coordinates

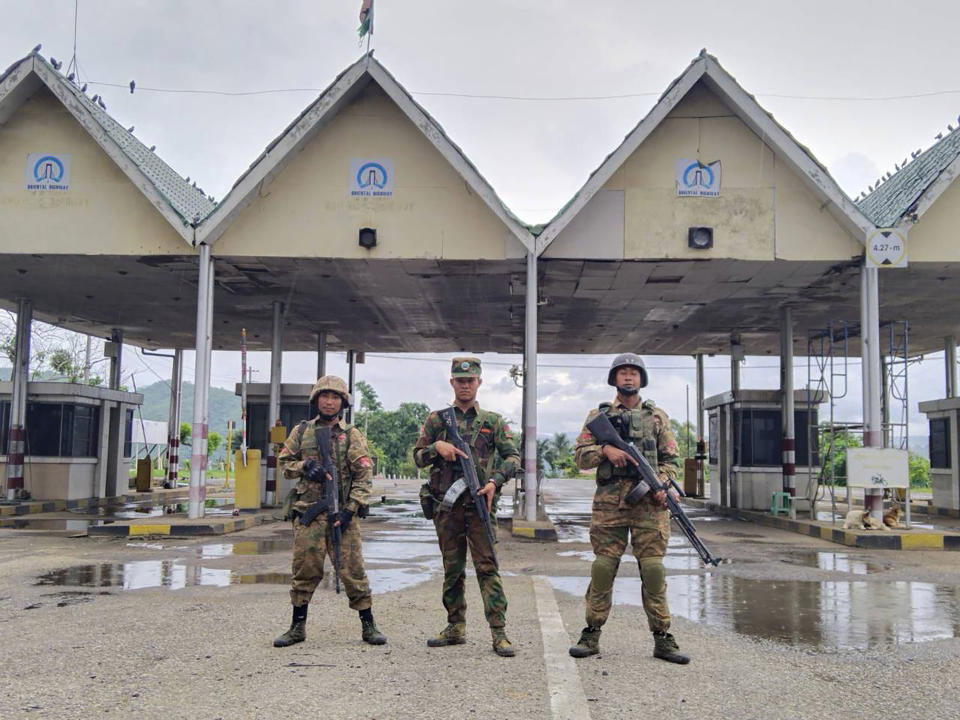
[197,52,535,252]
[536,50,875,255]
[0,52,214,243]
[857,127,960,227]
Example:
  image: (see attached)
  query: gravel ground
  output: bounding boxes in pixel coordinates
[2,480,959,719]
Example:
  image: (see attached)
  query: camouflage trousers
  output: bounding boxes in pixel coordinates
[289,515,371,610]
[433,497,507,628]
[585,523,670,632]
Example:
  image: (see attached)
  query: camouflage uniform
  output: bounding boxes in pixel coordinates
[279,416,374,610]
[574,397,681,632]
[413,360,520,631]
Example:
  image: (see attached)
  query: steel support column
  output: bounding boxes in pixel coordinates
[730,337,741,395]
[189,245,212,519]
[780,307,796,518]
[4,298,31,499]
[166,349,183,488]
[109,328,123,390]
[946,335,957,399]
[347,350,357,425]
[860,265,883,520]
[523,251,539,522]
[266,300,283,506]
[695,353,705,497]
[317,331,327,380]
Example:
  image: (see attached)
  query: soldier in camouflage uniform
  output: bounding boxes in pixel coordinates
[414,357,521,657]
[568,354,690,664]
[272,376,387,648]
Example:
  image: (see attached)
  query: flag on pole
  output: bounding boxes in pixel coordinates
[358,0,374,38]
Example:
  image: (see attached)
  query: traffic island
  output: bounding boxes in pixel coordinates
[86,509,278,537]
[684,498,960,551]
[499,514,559,542]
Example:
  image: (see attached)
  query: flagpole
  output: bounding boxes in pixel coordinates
[367,0,374,53]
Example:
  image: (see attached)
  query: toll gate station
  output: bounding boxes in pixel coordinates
[2,47,960,536]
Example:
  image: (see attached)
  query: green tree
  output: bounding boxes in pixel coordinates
[909,452,931,488]
[207,431,222,457]
[669,419,696,460]
[355,380,382,414]
[180,421,192,448]
[818,424,863,486]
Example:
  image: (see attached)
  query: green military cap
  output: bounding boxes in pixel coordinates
[451,356,482,378]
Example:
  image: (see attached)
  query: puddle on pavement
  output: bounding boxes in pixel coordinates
[547,574,960,650]
[780,551,889,575]
[1,518,114,531]
[193,540,294,558]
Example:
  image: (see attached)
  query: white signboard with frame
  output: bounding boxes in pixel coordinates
[865,228,908,268]
[26,152,71,190]
[846,447,909,489]
[349,158,394,197]
[675,159,721,197]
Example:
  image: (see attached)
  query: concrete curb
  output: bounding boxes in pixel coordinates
[685,497,960,551]
[0,487,223,517]
[499,516,559,542]
[87,513,272,538]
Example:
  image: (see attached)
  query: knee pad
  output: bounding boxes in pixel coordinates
[639,557,665,594]
[591,554,620,591]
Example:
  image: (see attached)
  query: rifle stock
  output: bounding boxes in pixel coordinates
[438,407,499,569]
[586,412,721,567]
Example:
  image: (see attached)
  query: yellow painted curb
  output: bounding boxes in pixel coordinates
[900,534,944,550]
[819,526,833,541]
[53,500,66,511]
[0,506,13,516]
[512,526,537,538]
[843,532,859,546]
[129,524,171,536]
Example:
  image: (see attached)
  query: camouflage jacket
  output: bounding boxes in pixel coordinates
[413,402,520,494]
[575,397,681,529]
[277,416,373,514]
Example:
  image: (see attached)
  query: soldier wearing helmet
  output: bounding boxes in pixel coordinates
[272,375,387,648]
[568,354,689,664]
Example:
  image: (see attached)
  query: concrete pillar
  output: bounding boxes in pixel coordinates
[166,349,183,488]
[860,264,883,519]
[881,356,891,448]
[695,353,705,497]
[188,244,212,519]
[730,336,741,395]
[4,298,31,500]
[266,300,283,506]
[523,250,539,522]
[946,336,957,399]
[346,350,357,425]
[780,307,796,518]
[109,328,123,390]
[317,331,327,379]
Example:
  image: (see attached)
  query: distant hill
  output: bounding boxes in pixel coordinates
[137,381,242,460]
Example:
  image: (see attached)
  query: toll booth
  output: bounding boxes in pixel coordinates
[918,398,960,512]
[706,390,822,511]
[234,383,313,501]
[0,381,143,501]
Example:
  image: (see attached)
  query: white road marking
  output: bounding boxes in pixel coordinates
[533,575,592,720]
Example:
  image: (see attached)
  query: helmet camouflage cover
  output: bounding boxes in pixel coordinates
[607,353,648,388]
[450,356,482,378]
[309,375,352,407]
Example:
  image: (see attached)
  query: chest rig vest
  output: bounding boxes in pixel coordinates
[429,411,498,495]
[295,419,353,504]
[595,400,659,484]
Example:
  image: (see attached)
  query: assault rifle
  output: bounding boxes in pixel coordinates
[586,412,721,567]
[437,407,499,569]
[299,426,342,593]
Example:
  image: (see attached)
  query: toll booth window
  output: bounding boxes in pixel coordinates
[794,410,819,466]
[247,402,313,453]
[62,405,100,457]
[123,409,134,458]
[25,402,63,456]
[0,400,8,454]
[734,409,780,466]
[708,414,718,464]
[930,417,951,469]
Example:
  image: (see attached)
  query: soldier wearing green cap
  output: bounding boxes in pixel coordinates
[568,354,689,664]
[414,356,521,657]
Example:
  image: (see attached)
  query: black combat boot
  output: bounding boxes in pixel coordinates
[359,608,387,645]
[653,631,690,664]
[569,626,601,658]
[273,604,308,647]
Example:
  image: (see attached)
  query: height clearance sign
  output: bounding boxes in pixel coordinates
[866,228,908,268]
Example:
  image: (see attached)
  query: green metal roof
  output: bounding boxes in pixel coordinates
[857,127,960,227]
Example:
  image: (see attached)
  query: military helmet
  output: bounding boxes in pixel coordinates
[607,353,648,388]
[309,375,352,407]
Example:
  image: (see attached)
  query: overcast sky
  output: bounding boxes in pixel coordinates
[3,1,958,441]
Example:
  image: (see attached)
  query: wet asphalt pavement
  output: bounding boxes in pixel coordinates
[2,477,960,719]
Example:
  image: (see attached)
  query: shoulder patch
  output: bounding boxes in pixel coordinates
[642,399,656,410]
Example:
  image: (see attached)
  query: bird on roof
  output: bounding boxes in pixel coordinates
[949,124,955,132]
[895,163,900,171]
[127,125,134,132]
[50,57,62,70]
[885,172,891,179]
[936,133,943,140]
[912,150,920,159]
[66,72,75,82]
[91,94,99,102]
[31,44,41,54]
[97,97,106,110]
[192,181,197,188]
[902,158,908,167]
[185,177,190,183]
[129,80,136,94]
[149,145,156,152]
[868,184,874,192]
[80,83,87,92]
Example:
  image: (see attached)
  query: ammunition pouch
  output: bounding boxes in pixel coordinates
[625,479,652,506]
[419,483,436,520]
[280,488,298,522]
[441,477,468,511]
